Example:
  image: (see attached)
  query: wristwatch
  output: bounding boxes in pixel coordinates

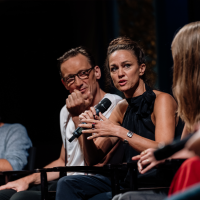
[127,131,134,138]
[123,131,134,143]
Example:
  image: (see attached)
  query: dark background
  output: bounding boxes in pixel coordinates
[0,0,200,168]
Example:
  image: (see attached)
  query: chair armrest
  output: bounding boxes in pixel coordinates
[156,159,186,172]
[38,164,134,200]
[125,159,186,191]
[0,170,38,183]
[118,160,186,192]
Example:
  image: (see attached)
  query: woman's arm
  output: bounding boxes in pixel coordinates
[152,92,178,144]
[81,92,178,152]
[78,101,125,166]
[186,128,200,156]
[132,147,195,174]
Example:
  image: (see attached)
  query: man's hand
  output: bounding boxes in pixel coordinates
[66,89,93,117]
[0,178,29,192]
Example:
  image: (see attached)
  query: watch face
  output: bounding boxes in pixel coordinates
[127,131,133,138]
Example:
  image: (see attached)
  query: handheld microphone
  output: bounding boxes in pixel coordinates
[68,98,112,142]
[154,134,194,161]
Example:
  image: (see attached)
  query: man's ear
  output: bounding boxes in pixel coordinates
[94,66,101,80]
[139,64,146,76]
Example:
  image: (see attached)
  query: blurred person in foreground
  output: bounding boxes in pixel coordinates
[55,37,184,200]
[0,113,32,186]
[0,47,122,200]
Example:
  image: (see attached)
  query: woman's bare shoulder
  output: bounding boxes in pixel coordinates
[153,90,177,111]
[115,99,128,112]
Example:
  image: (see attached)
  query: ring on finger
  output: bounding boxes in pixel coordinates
[92,123,95,130]
[142,150,146,155]
[146,159,149,163]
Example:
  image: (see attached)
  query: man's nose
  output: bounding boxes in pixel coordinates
[74,75,83,87]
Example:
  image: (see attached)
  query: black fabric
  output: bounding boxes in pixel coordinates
[122,84,183,162]
[122,84,156,161]
[119,84,183,187]
[56,174,111,200]
[0,176,5,186]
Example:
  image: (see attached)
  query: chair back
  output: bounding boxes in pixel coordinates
[24,147,36,170]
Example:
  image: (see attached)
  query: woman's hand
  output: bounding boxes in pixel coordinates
[79,106,100,128]
[79,112,119,139]
[132,148,165,174]
[79,106,99,120]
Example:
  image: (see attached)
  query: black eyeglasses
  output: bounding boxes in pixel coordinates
[62,67,94,85]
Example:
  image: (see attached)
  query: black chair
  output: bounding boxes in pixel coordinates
[123,159,186,192]
[39,164,131,200]
[0,147,36,184]
[25,147,37,170]
[39,159,186,200]
[0,158,186,200]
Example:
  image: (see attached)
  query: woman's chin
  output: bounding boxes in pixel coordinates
[116,85,128,91]
[118,89,127,94]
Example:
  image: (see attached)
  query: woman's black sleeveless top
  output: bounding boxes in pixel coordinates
[122,84,183,163]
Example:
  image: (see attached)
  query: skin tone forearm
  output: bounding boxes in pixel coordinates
[114,125,159,151]
[32,144,66,184]
[81,113,166,152]
[72,111,106,166]
[132,147,196,174]
[79,107,120,166]
[79,133,118,166]
[0,156,65,192]
[0,159,13,171]
[171,148,196,159]
[71,88,114,166]
[0,145,66,191]
[80,92,178,154]
[132,124,196,174]
[186,129,200,156]
[88,119,159,151]
[133,128,196,174]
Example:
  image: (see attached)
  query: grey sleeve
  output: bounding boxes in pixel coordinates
[4,124,32,170]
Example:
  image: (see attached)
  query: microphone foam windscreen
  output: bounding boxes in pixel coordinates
[96,98,112,113]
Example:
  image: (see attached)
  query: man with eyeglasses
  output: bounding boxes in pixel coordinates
[0,47,122,200]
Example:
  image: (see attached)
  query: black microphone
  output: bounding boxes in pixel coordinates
[68,98,112,142]
[154,134,194,161]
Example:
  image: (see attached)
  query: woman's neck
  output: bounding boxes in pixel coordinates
[124,80,146,98]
